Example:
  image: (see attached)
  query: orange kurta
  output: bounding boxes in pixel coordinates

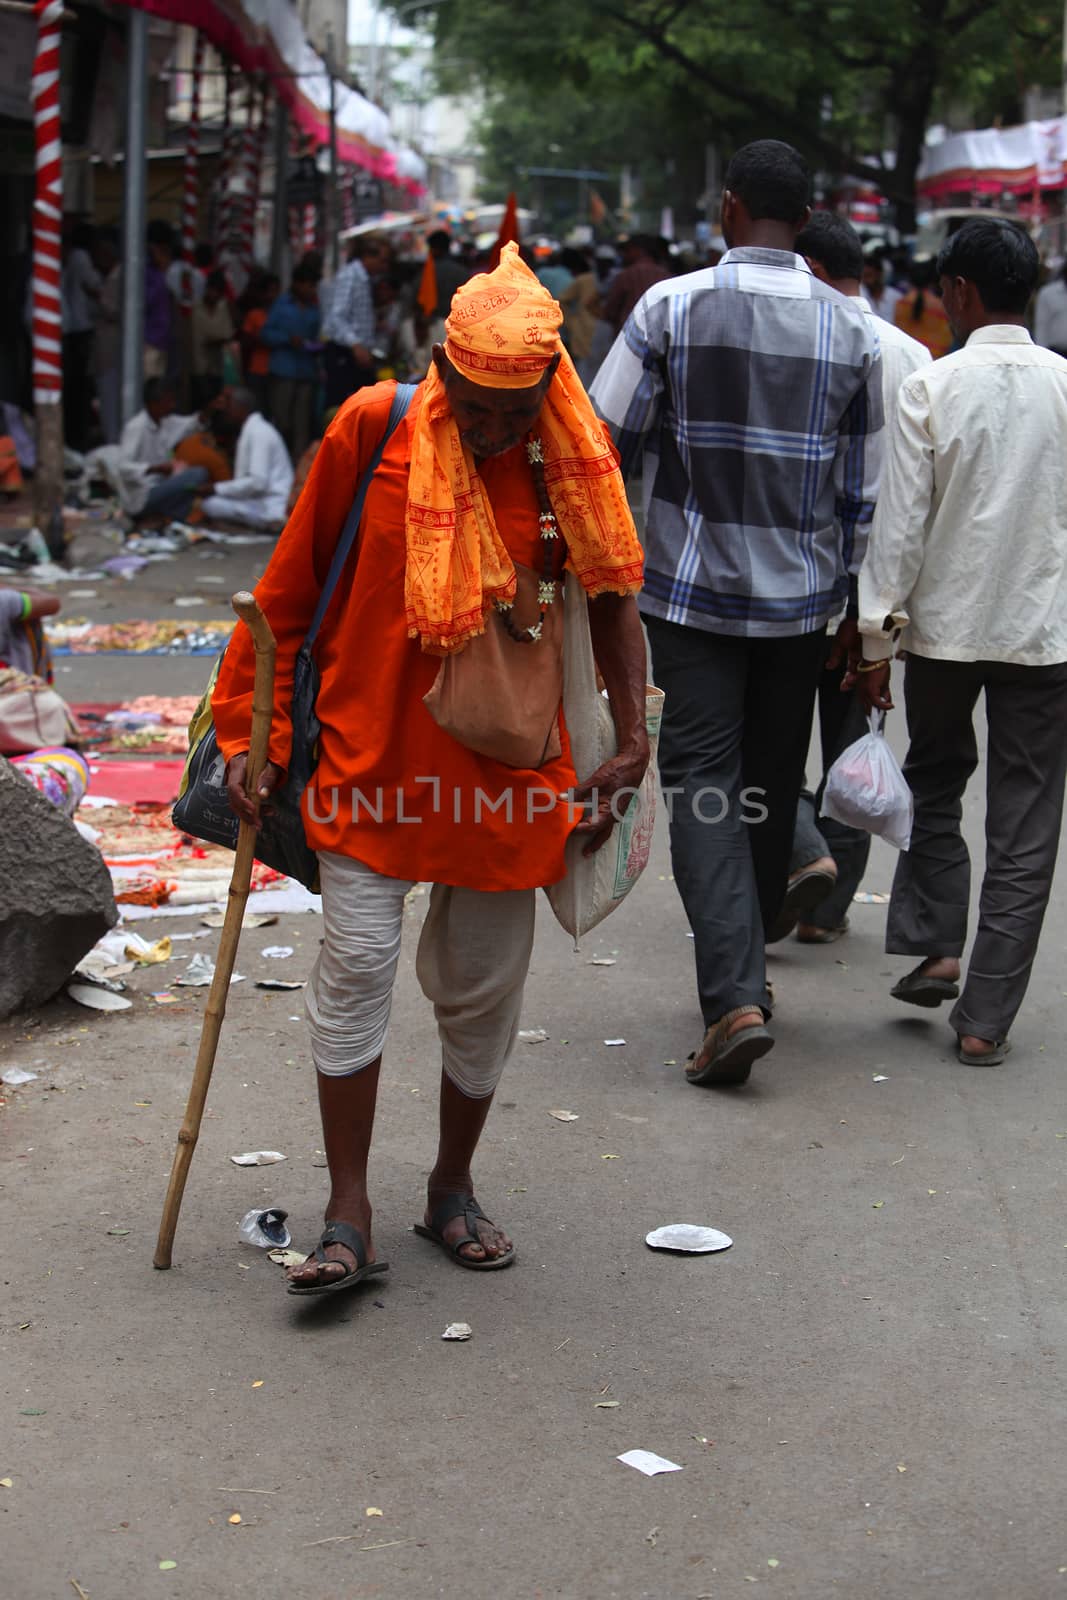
[212,381,582,892]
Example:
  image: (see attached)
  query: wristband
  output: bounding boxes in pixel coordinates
[857,657,890,673]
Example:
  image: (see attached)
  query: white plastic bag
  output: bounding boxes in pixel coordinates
[544,579,663,945]
[821,711,913,851]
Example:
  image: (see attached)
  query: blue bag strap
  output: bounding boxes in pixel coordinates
[303,381,417,650]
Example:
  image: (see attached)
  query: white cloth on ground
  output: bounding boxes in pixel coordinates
[307,852,535,1098]
[205,411,293,526]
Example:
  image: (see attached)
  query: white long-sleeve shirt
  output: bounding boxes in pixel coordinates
[858,297,931,411]
[859,325,1067,665]
[213,411,293,518]
[118,408,200,469]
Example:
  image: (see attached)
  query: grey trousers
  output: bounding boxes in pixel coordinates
[645,615,827,1024]
[790,634,872,929]
[887,652,1067,1042]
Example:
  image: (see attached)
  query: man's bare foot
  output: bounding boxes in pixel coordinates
[959,1034,997,1059]
[424,1186,512,1264]
[286,1198,375,1288]
[916,955,960,983]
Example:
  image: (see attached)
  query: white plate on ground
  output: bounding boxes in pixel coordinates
[645,1224,733,1254]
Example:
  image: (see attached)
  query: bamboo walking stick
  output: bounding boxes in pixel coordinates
[154,592,277,1270]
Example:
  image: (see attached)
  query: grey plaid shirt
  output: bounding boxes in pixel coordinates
[322,257,376,349]
[591,247,884,637]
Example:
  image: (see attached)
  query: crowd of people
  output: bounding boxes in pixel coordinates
[197,144,1067,1296]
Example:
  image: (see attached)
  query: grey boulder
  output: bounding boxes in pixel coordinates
[0,756,118,1018]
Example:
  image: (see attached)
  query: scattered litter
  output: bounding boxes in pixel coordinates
[158,1560,177,1570]
[267,1247,308,1268]
[548,1109,579,1122]
[441,1322,472,1341]
[365,1507,383,1517]
[1,1068,38,1087]
[872,1201,885,1209]
[238,1207,291,1248]
[896,1464,907,1473]
[768,1558,780,1568]
[202,910,278,930]
[645,1527,659,1547]
[872,1074,889,1082]
[152,992,179,1004]
[518,1028,548,1044]
[251,1380,264,1388]
[613,1112,649,1124]
[255,978,305,991]
[228,1513,242,1525]
[261,946,294,959]
[646,1224,733,1254]
[66,983,132,1012]
[595,1399,620,1408]
[129,935,172,965]
[617,1450,682,1477]
[662,1059,677,1066]
[0,1478,12,1488]
[601,1153,620,1160]
[230,1150,287,1167]
[604,1038,627,1046]
[176,953,246,987]
[174,596,205,607]
[853,890,889,904]
[588,957,616,966]
[106,1227,130,1236]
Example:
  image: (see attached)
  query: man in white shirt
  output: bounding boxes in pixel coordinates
[1033,259,1067,355]
[116,378,206,523]
[856,219,1067,1065]
[771,211,931,945]
[201,388,293,531]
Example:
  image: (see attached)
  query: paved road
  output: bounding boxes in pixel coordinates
[2,543,1066,1599]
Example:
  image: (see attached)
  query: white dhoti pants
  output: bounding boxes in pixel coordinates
[305,853,536,1099]
[200,494,283,529]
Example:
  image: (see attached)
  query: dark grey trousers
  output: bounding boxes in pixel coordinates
[790,633,872,929]
[888,652,1067,1042]
[645,615,827,1025]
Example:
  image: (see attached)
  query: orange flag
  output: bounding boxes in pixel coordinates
[417,251,437,317]
[488,192,521,270]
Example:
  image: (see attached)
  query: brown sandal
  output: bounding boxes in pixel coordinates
[685,1005,774,1088]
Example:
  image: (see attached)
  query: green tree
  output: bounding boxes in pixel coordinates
[397,0,1061,229]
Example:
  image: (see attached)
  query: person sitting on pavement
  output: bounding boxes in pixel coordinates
[116,378,208,525]
[767,210,932,946]
[0,584,60,677]
[213,242,647,1295]
[855,218,1067,1068]
[200,387,293,532]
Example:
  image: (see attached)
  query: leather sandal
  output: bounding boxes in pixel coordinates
[685,1005,774,1088]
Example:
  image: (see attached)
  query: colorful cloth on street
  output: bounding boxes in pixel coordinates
[12,746,89,815]
[45,618,235,656]
[405,241,644,654]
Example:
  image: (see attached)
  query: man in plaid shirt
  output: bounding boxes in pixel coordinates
[592,140,883,1089]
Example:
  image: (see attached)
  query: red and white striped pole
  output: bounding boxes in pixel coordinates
[237,79,258,275]
[31,0,63,413]
[179,30,205,313]
[31,0,64,532]
[213,58,233,255]
[245,82,267,272]
[303,203,318,254]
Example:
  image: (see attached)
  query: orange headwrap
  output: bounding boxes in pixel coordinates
[405,242,644,654]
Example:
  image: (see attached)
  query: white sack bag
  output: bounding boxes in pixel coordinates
[544,578,663,945]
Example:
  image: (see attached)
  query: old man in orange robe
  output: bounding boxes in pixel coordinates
[213,243,646,1295]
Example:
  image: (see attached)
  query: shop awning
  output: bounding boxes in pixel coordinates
[113,0,427,194]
